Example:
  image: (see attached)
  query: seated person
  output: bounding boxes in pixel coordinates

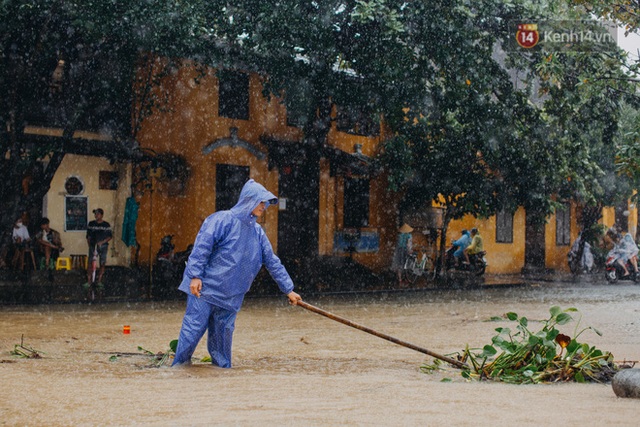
[451,229,471,267]
[607,228,639,277]
[464,228,483,264]
[11,216,31,268]
[35,217,63,269]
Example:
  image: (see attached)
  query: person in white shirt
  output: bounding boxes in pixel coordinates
[11,216,31,269]
[12,217,30,247]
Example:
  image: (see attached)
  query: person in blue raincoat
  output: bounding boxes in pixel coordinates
[172,179,302,368]
[451,229,471,267]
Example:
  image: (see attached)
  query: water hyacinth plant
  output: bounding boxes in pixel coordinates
[466,306,618,383]
[423,306,618,384]
[11,335,43,359]
[108,339,178,367]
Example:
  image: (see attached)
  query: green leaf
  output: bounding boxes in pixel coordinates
[549,306,562,317]
[575,371,585,383]
[495,327,511,335]
[506,312,518,321]
[545,329,560,341]
[441,378,453,382]
[519,317,528,327]
[482,345,498,357]
[545,347,557,360]
[555,313,573,325]
[169,339,178,353]
[567,339,580,354]
[528,335,541,346]
[494,338,515,352]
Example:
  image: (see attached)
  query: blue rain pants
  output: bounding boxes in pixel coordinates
[172,294,237,368]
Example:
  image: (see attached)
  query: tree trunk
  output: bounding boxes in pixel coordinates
[435,216,451,278]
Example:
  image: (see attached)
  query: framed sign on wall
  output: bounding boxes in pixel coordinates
[65,196,88,231]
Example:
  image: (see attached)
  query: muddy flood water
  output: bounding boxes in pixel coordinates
[2,280,639,426]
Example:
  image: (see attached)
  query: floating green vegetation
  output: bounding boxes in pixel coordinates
[11,335,44,359]
[422,306,619,384]
[108,339,177,368]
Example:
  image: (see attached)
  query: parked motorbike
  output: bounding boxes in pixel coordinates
[444,246,487,276]
[152,235,193,298]
[604,254,639,283]
[567,235,594,274]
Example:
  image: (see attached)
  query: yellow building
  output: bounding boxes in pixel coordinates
[133,63,398,285]
[24,61,628,287]
[130,62,640,284]
[37,130,132,269]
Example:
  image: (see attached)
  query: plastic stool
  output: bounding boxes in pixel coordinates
[70,254,88,270]
[55,257,72,271]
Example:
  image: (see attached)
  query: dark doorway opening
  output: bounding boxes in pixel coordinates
[277,159,319,264]
[216,164,250,211]
[523,210,547,273]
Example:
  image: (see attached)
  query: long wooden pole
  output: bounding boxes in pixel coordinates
[296,300,468,369]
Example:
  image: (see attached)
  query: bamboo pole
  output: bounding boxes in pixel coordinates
[297,300,468,369]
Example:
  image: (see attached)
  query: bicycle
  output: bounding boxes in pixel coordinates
[402,246,435,284]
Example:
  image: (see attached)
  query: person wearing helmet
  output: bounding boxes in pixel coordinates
[464,228,483,264]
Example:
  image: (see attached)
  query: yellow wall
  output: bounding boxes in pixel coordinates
[447,208,526,274]
[45,154,132,266]
[135,63,383,267]
[138,60,635,277]
[544,203,573,272]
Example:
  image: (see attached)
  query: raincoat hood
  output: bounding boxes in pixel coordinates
[179,178,293,313]
[230,179,278,221]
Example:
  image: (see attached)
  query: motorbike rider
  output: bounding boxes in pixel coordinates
[451,229,471,267]
[567,231,594,273]
[463,228,483,265]
[606,228,639,278]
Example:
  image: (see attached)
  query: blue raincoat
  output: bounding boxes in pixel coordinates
[452,230,471,258]
[172,179,295,368]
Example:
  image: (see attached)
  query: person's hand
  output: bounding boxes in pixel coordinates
[190,278,202,298]
[287,291,302,305]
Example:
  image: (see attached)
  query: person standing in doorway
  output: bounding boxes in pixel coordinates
[85,208,112,290]
[172,179,302,368]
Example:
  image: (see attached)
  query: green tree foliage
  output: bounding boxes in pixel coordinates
[200,0,413,143]
[2,0,637,266]
[0,0,204,245]
[379,0,636,229]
